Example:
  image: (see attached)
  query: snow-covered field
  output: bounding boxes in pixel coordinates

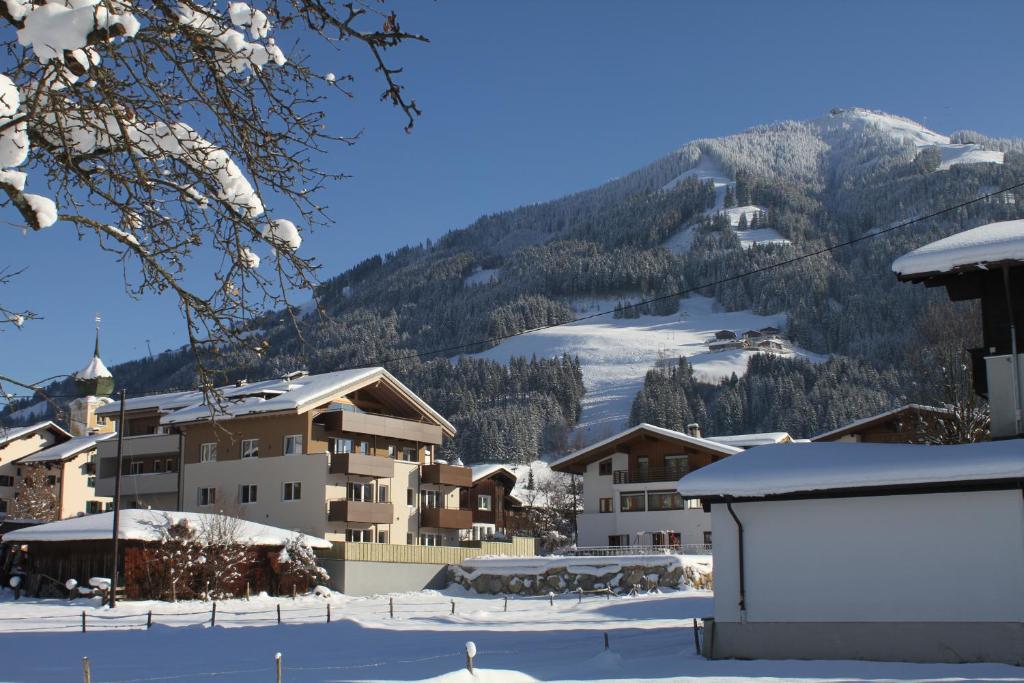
[473,295,825,442]
[1,588,1021,682]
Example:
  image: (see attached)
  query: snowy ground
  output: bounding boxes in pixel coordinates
[473,295,825,443]
[1,588,1021,682]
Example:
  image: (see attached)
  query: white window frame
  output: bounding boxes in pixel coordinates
[401,446,416,462]
[129,461,144,475]
[238,484,258,504]
[282,481,302,501]
[377,484,389,503]
[419,533,442,547]
[421,489,441,509]
[477,494,492,511]
[346,528,372,543]
[283,434,304,456]
[347,482,373,502]
[200,443,217,463]
[331,437,354,454]
[197,487,216,507]
[241,439,260,459]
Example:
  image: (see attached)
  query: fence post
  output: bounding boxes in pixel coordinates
[465,642,476,674]
[276,604,281,625]
[389,597,394,619]
[81,611,86,633]
[210,602,216,628]
[245,583,250,601]
[82,656,91,683]
[577,588,582,604]
[692,618,701,654]
[548,592,554,607]
[604,632,609,650]
[503,596,507,613]
[291,584,297,600]
[450,600,455,616]
[147,610,152,629]
[326,604,331,623]
[275,652,282,683]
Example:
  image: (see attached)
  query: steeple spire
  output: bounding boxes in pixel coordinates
[94,314,101,358]
[74,314,114,397]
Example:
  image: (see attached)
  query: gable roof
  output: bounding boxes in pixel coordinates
[551,423,741,474]
[471,464,519,485]
[811,404,949,442]
[96,368,456,436]
[677,440,1024,502]
[707,432,792,449]
[16,433,114,464]
[0,421,71,448]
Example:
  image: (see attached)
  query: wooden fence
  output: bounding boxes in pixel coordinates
[317,537,537,564]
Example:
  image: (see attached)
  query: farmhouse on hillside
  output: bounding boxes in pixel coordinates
[811,404,951,444]
[677,440,1024,665]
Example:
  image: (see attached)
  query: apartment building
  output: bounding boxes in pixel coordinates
[94,368,477,546]
[551,423,741,548]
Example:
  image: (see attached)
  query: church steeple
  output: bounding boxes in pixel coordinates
[73,315,114,398]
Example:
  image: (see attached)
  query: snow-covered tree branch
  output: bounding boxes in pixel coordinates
[0,0,425,398]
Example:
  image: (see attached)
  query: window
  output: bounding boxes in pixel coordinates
[346,528,372,543]
[423,446,432,462]
[104,502,114,512]
[282,482,302,501]
[477,494,492,511]
[197,487,216,507]
[406,533,413,545]
[357,440,370,455]
[331,437,354,454]
[401,446,417,462]
[347,482,373,502]
[0,475,13,487]
[387,445,396,459]
[421,489,441,509]
[598,459,612,476]
[167,459,177,472]
[685,498,703,510]
[619,492,646,512]
[406,488,414,506]
[377,485,389,503]
[599,497,613,513]
[87,476,96,488]
[153,460,164,473]
[200,443,217,463]
[0,499,7,514]
[129,462,143,475]
[238,484,258,504]
[86,501,102,514]
[46,475,57,486]
[665,454,689,477]
[241,439,259,459]
[647,490,686,511]
[703,531,712,546]
[377,531,389,544]
[284,434,304,455]
[419,533,442,547]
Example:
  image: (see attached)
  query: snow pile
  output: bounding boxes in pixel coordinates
[261,218,301,250]
[2,509,331,548]
[458,554,685,579]
[176,2,284,74]
[677,439,1024,499]
[892,219,1024,277]
[16,0,140,64]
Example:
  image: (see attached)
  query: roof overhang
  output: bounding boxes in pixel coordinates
[700,477,1024,505]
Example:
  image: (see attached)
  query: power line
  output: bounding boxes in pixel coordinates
[353,179,1024,369]
[3,179,1024,402]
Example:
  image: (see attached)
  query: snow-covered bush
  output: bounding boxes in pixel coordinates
[275,535,328,595]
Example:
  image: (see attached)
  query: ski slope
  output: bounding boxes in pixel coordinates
[472,295,826,444]
[843,109,1004,169]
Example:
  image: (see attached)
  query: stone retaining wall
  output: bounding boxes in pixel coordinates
[448,554,712,595]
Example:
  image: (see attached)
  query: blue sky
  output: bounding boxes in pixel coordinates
[4,0,1024,391]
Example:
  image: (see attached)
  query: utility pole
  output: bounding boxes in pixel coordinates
[110,388,126,608]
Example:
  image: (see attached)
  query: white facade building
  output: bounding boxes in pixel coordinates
[552,424,740,549]
[678,440,1024,665]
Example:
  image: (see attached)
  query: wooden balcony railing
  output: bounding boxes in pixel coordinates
[329,452,395,478]
[327,500,394,524]
[420,463,472,487]
[613,467,689,484]
[420,507,473,529]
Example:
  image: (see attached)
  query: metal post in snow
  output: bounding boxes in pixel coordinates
[389,597,394,619]
[81,611,86,633]
[326,604,331,623]
[276,604,281,625]
[450,599,455,615]
[147,611,152,629]
[211,602,216,627]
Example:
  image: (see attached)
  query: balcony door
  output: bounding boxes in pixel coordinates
[635,456,649,482]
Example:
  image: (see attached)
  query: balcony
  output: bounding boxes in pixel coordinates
[94,471,177,498]
[319,410,443,444]
[96,433,180,460]
[420,507,473,530]
[330,452,395,478]
[328,500,394,524]
[420,463,472,488]
[613,467,689,485]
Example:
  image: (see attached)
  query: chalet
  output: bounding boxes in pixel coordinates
[551,423,740,549]
[2,509,330,599]
[708,339,745,352]
[464,465,524,540]
[756,338,784,351]
[92,368,477,548]
[811,404,950,444]
[706,432,792,449]
[678,440,1024,665]
[742,330,762,339]
[714,330,737,340]
[758,326,781,336]
[893,218,1024,438]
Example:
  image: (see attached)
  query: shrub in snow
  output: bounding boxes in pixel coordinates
[275,535,328,595]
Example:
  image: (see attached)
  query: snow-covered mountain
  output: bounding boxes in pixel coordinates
[9,109,1021,459]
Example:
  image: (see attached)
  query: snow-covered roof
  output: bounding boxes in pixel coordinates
[96,368,455,435]
[0,421,70,448]
[811,404,949,442]
[677,440,1024,500]
[551,423,741,474]
[75,355,112,381]
[2,509,331,548]
[892,219,1024,278]
[470,464,519,483]
[706,432,792,448]
[16,433,114,464]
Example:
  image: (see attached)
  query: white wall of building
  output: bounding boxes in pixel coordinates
[577,450,711,547]
[711,489,1024,624]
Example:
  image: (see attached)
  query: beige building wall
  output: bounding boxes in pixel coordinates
[68,396,115,437]
[182,453,329,538]
[0,430,59,514]
[58,451,110,518]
